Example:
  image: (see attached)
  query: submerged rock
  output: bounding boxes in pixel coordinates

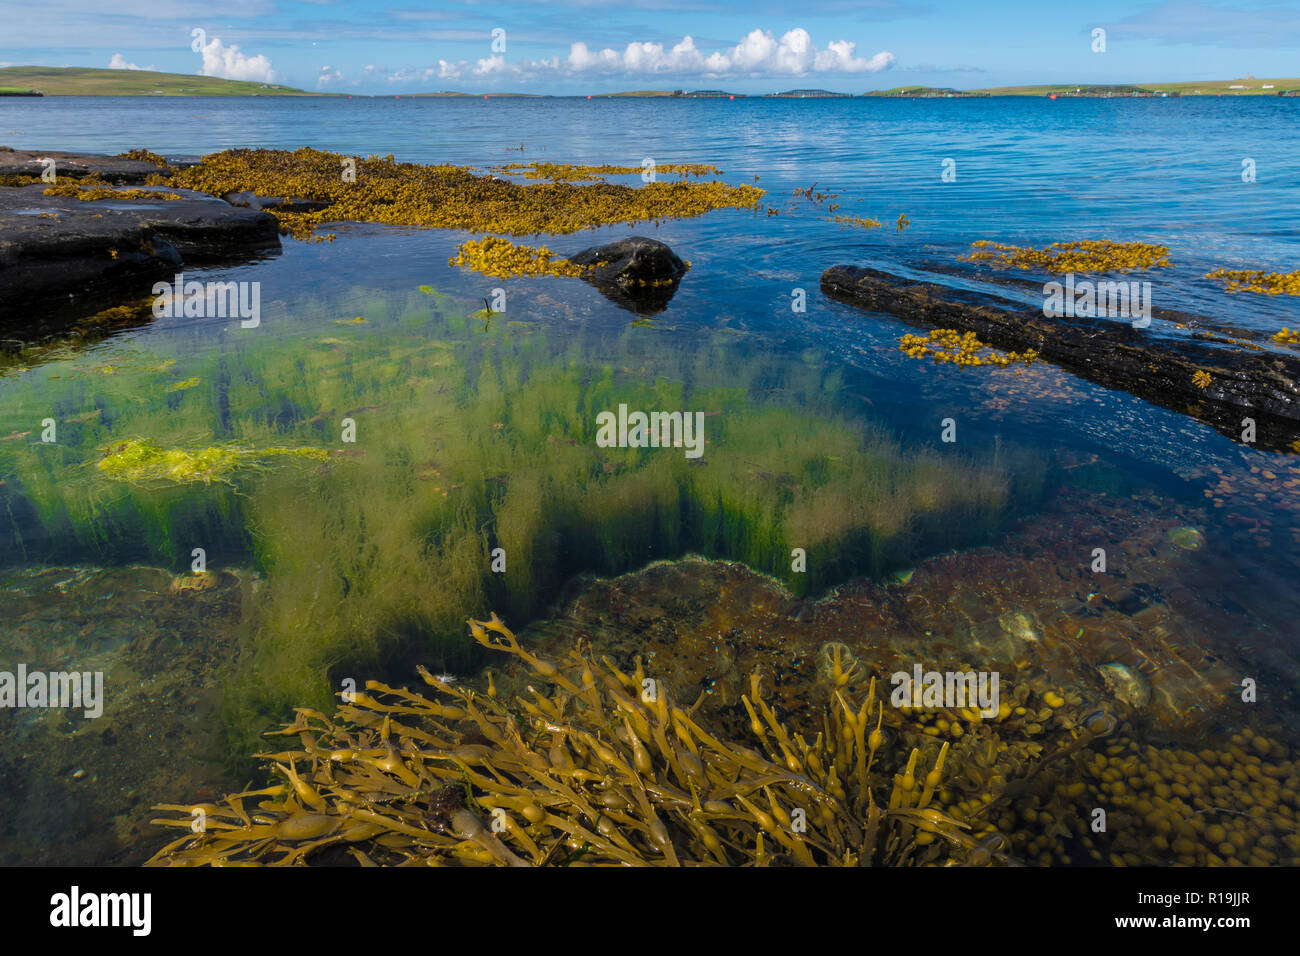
[1166,526,1206,551]
[1097,661,1151,710]
[567,236,687,314]
[998,610,1041,644]
[820,264,1300,451]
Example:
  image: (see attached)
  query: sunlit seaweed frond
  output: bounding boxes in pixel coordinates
[168,147,763,240]
[449,236,588,279]
[1206,268,1300,296]
[42,183,182,201]
[962,240,1172,273]
[116,148,174,169]
[899,329,1038,368]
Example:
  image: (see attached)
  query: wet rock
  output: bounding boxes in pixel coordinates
[568,236,687,314]
[222,191,331,214]
[820,264,1300,451]
[0,148,168,184]
[0,183,280,323]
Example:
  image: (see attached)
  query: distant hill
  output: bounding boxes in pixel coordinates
[868,86,989,97]
[964,78,1300,96]
[0,66,323,96]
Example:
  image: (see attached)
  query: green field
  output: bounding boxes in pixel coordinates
[0,66,323,96]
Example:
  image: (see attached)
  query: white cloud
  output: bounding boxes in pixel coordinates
[108,53,157,71]
[198,37,277,83]
[317,65,343,86]
[434,28,893,82]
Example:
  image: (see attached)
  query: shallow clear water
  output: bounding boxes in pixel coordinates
[0,96,1297,866]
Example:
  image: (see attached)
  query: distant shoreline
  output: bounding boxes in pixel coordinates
[3,67,1297,98]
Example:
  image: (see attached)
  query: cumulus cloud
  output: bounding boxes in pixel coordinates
[198,37,276,83]
[108,53,156,71]
[434,53,558,81]
[564,29,893,76]
[431,28,892,83]
[317,65,343,87]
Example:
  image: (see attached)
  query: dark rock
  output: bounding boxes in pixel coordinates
[0,184,280,323]
[0,148,169,184]
[568,236,687,314]
[821,264,1300,452]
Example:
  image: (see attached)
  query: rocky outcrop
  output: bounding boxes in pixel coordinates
[568,236,687,314]
[0,147,170,184]
[0,183,280,324]
[821,264,1300,451]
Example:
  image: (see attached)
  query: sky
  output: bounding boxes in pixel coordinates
[1,0,1298,94]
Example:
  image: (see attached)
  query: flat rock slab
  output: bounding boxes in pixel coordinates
[0,147,169,184]
[0,183,280,323]
[821,264,1300,451]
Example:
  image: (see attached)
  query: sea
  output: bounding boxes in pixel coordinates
[0,94,1297,866]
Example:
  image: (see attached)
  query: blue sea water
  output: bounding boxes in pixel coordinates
[5,94,1297,480]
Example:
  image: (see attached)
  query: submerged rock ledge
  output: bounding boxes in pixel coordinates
[821,264,1300,452]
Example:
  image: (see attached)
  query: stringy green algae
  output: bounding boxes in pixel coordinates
[0,283,1044,762]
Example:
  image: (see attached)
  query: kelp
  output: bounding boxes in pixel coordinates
[1205,268,1300,296]
[900,329,1039,368]
[152,614,1106,867]
[169,148,764,240]
[962,240,1172,273]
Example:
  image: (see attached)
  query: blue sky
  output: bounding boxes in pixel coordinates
[2,0,1298,93]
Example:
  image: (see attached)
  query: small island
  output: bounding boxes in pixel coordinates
[767,89,852,98]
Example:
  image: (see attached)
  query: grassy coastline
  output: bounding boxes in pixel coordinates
[5,66,1296,97]
[0,66,324,96]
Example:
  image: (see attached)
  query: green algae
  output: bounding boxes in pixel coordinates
[96,438,330,484]
[0,283,1044,761]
